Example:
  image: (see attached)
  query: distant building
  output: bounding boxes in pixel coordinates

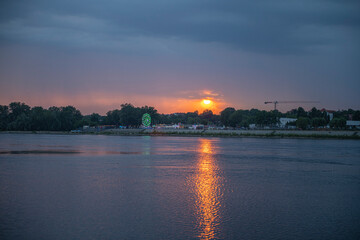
[279,118,297,128]
[346,121,360,129]
[189,124,204,130]
[249,124,256,129]
[97,125,116,130]
[321,109,335,121]
[171,113,186,116]
[155,124,183,129]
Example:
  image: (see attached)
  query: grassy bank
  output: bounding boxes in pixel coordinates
[81,129,360,139]
[1,129,359,139]
[143,129,360,139]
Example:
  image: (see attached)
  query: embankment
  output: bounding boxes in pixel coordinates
[1,129,359,139]
[101,129,360,139]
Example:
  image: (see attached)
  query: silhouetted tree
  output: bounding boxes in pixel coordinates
[58,106,82,131]
[1,101,359,131]
[353,111,360,120]
[296,107,307,118]
[0,105,9,130]
[220,107,235,127]
[105,109,121,125]
[8,102,30,122]
[89,113,102,125]
[120,103,141,126]
[30,107,47,131]
[200,109,215,125]
[309,107,323,119]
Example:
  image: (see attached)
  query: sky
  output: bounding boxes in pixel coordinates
[0,0,359,115]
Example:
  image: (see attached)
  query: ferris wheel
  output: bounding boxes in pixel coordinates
[142,113,151,127]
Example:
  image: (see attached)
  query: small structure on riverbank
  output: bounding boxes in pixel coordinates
[279,118,297,128]
[346,121,360,129]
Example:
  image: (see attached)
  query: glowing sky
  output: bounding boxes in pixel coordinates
[0,0,359,114]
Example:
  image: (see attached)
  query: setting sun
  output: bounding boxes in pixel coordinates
[203,99,211,105]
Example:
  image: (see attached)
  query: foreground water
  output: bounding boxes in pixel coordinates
[0,134,359,240]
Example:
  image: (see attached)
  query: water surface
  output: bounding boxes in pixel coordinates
[0,134,359,239]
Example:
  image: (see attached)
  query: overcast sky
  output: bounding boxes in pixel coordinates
[0,0,359,114]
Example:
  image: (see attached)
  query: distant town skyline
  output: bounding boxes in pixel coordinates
[1,1,359,115]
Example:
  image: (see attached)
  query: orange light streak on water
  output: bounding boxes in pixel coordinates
[193,139,223,240]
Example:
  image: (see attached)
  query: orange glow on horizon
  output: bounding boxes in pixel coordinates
[0,90,227,115]
[157,97,225,114]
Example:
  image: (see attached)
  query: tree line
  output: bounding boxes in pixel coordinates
[0,102,359,131]
[220,107,359,129]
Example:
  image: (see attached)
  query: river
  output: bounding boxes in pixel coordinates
[0,134,359,239]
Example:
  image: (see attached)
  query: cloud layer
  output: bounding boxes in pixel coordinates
[0,0,359,113]
[1,0,359,54]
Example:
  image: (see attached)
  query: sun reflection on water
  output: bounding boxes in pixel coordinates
[193,138,223,240]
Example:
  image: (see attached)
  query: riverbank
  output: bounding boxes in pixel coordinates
[107,129,360,139]
[2,129,359,139]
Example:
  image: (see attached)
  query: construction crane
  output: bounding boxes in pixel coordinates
[264,101,319,110]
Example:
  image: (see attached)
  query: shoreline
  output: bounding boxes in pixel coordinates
[1,129,359,140]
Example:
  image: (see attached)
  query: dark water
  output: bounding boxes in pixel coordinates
[0,134,359,240]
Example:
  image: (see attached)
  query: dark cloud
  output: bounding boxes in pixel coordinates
[1,0,359,54]
[0,0,359,112]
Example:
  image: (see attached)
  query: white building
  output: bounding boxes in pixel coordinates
[321,109,335,121]
[279,118,297,128]
[249,124,256,129]
[346,120,360,129]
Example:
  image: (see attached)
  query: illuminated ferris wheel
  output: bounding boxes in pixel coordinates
[142,113,151,127]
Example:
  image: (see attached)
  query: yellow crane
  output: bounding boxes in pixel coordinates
[264,101,319,110]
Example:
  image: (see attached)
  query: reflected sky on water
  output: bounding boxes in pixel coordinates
[0,134,360,240]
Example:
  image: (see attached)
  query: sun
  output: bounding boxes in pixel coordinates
[200,99,216,111]
[203,99,211,105]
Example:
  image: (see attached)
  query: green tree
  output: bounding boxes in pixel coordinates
[220,107,235,126]
[120,103,141,127]
[311,118,327,128]
[58,106,82,131]
[158,114,171,124]
[0,105,9,130]
[186,117,195,124]
[29,106,47,131]
[89,113,102,125]
[309,107,323,119]
[8,113,31,131]
[285,109,298,118]
[184,111,199,124]
[296,107,307,118]
[47,107,62,130]
[353,111,360,120]
[329,118,346,129]
[255,111,267,127]
[8,102,30,123]
[229,110,243,127]
[267,110,281,126]
[296,117,310,130]
[105,109,121,125]
[200,109,213,119]
[240,119,250,128]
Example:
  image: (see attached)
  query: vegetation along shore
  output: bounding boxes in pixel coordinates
[1,102,359,139]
